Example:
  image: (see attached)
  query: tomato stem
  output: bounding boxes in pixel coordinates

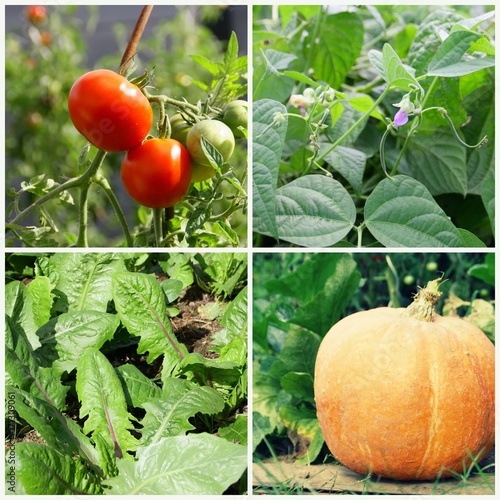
[94,173,134,247]
[153,208,163,247]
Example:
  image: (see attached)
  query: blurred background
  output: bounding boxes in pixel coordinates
[5,5,248,246]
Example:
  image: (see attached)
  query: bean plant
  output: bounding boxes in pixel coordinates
[253,5,494,247]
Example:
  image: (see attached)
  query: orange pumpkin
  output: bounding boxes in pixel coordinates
[314,279,495,480]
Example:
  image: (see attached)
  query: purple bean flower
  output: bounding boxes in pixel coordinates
[394,109,409,127]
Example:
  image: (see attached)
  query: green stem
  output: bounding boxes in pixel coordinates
[314,86,391,165]
[8,149,107,230]
[94,173,134,247]
[389,114,422,176]
[356,223,365,248]
[76,182,91,247]
[153,208,163,247]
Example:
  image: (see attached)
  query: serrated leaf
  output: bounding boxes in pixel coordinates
[34,310,120,374]
[103,434,247,495]
[179,352,241,387]
[6,319,68,410]
[13,443,102,495]
[253,99,288,241]
[219,414,248,446]
[8,386,102,474]
[255,175,356,247]
[76,349,139,458]
[26,276,53,328]
[112,272,188,370]
[5,280,40,349]
[42,253,126,313]
[141,378,225,445]
[115,364,162,409]
[364,175,466,247]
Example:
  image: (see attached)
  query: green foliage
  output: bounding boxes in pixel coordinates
[253,252,495,468]
[253,5,495,247]
[5,252,247,495]
[6,6,247,247]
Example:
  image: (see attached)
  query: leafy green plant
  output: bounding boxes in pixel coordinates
[253,5,494,247]
[6,6,247,247]
[252,252,494,480]
[5,252,247,494]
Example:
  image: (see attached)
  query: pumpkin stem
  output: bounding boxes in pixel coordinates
[403,277,443,322]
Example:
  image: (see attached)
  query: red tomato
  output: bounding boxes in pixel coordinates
[121,138,192,208]
[68,69,153,152]
[26,5,47,24]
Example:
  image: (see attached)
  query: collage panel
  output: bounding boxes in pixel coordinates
[253,252,494,494]
[5,4,247,248]
[252,4,494,248]
[5,251,248,494]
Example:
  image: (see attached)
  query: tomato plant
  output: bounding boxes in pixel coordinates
[68,69,153,152]
[223,99,248,138]
[169,113,191,147]
[6,5,248,247]
[253,5,494,248]
[121,138,192,208]
[187,120,236,166]
[191,162,216,183]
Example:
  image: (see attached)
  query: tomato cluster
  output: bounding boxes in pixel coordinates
[68,69,246,209]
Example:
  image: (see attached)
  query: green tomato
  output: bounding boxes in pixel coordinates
[169,113,192,147]
[222,99,248,138]
[191,161,216,183]
[187,120,235,166]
